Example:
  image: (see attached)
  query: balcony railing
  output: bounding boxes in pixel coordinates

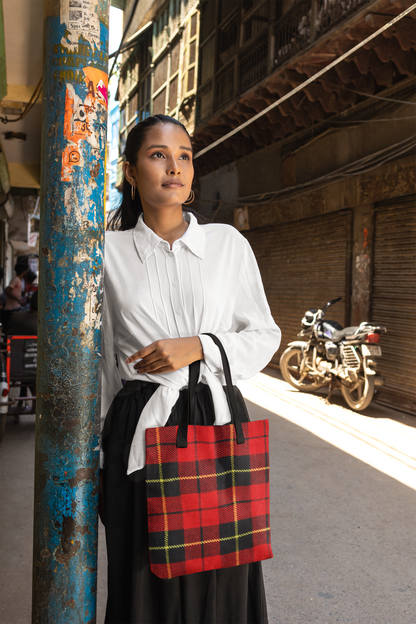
[214,64,235,110]
[274,0,372,66]
[197,0,373,125]
[238,36,268,95]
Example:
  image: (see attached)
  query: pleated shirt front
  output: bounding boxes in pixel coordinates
[101,212,281,471]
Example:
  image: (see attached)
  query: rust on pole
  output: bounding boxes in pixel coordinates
[32,1,109,622]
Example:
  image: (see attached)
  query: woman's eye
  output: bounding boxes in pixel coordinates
[179,153,191,160]
[151,152,165,159]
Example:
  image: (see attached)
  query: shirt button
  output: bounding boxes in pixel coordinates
[171,280,178,287]
[175,308,182,315]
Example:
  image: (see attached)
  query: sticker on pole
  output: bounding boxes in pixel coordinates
[61,0,101,50]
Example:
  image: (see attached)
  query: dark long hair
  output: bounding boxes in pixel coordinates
[107,114,192,231]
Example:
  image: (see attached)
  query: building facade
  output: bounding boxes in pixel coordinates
[192,0,416,413]
[116,0,200,187]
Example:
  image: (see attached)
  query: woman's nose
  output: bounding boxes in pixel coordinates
[167,157,180,175]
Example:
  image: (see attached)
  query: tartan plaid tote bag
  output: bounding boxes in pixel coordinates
[145,333,273,579]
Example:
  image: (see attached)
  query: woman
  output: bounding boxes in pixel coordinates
[101,114,281,624]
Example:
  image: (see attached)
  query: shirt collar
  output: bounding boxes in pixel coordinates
[133,211,206,263]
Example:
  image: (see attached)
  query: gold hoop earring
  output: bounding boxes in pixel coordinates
[131,185,136,200]
[183,189,195,205]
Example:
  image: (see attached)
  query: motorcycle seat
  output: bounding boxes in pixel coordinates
[331,326,359,342]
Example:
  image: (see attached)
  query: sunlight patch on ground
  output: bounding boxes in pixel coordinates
[239,373,416,491]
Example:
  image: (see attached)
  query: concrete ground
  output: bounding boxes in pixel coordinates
[0,369,415,624]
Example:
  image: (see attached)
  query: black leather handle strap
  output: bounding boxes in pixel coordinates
[176,334,245,448]
[176,359,200,448]
[202,333,245,445]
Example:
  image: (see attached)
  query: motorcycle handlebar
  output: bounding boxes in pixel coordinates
[322,296,342,315]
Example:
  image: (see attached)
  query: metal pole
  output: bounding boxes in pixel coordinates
[32,2,109,622]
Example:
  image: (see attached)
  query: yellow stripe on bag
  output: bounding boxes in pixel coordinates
[230,426,240,567]
[156,427,171,579]
[149,527,270,551]
[146,465,268,484]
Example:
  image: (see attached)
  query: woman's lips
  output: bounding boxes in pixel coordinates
[162,182,183,189]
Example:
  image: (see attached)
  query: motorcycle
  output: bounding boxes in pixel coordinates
[279,297,386,411]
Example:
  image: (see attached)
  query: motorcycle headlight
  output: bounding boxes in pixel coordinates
[301,310,316,328]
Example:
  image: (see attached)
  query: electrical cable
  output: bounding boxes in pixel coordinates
[335,86,416,106]
[0,77,42,125]
[201,133,416,210]
[109,0,141,80]
[193,2,416,160]
[329,117,416,124]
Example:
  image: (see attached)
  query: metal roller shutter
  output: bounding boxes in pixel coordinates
[371,195,416,414]
[245,210,352,364]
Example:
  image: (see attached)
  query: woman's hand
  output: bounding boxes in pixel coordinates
[126,337,203,374]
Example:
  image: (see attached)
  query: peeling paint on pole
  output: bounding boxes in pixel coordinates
[32,2,109,622]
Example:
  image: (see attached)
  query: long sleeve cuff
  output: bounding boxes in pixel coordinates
[199,333,222,375]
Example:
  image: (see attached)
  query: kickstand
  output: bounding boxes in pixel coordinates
[325,379,334,404]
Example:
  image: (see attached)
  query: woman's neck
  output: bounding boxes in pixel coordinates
[142,206,188,248]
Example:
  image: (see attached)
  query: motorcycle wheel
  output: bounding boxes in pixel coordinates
[280,346,326,392]
[340,372,375,411]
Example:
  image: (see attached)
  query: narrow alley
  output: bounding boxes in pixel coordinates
[1,371,415,624]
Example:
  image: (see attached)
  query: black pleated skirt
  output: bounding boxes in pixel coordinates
[102,379,269,624]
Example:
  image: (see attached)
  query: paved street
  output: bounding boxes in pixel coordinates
[1,369,415,624]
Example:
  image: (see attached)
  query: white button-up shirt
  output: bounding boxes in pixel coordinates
[101,212,281,473]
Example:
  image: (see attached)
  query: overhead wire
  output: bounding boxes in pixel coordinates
[0,77,42,124]
[193,2,416,160]
[109,0,141,80]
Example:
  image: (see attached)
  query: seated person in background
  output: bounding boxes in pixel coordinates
[22,270,38,311]
[24,270,38,296]
[1,262,28,331]
[7,291,38,336]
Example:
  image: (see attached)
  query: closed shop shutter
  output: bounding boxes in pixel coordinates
[245,210,352,365]
[372,195,416,414]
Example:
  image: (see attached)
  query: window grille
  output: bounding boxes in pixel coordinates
[242,1,269,45]
[218,17,238,67]
[153,88,167,115]
[171,0,181,34]
[200,1,215,43]
[200,36,215,85]
[214,63,235,109]
[171,40,181,75]
[187,66,195,92]
[219,0,239,24]
[238,37,268,94]
[154,55,168,93]
[197,83,213,122]
[169,75,179,112]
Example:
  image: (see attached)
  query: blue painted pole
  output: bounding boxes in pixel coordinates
[32,2,109,622]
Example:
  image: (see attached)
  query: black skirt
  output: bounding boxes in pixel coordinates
[102,379,269,624]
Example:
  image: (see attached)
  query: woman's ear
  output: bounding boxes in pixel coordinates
[123,161,137,187]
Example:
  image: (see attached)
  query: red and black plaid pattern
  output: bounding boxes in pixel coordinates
[145,419,272,579]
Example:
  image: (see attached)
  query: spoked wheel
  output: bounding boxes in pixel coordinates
[341,372,375,411]
[280,346,326,392]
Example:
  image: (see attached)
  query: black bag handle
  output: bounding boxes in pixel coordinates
[176,358,200,448]
[176,333,245,448]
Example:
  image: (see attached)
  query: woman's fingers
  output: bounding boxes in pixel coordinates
[125,343,155,364]
[126,338,203,374]
[134,355,166,373]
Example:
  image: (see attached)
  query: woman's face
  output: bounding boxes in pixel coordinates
[124,123,193,211]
